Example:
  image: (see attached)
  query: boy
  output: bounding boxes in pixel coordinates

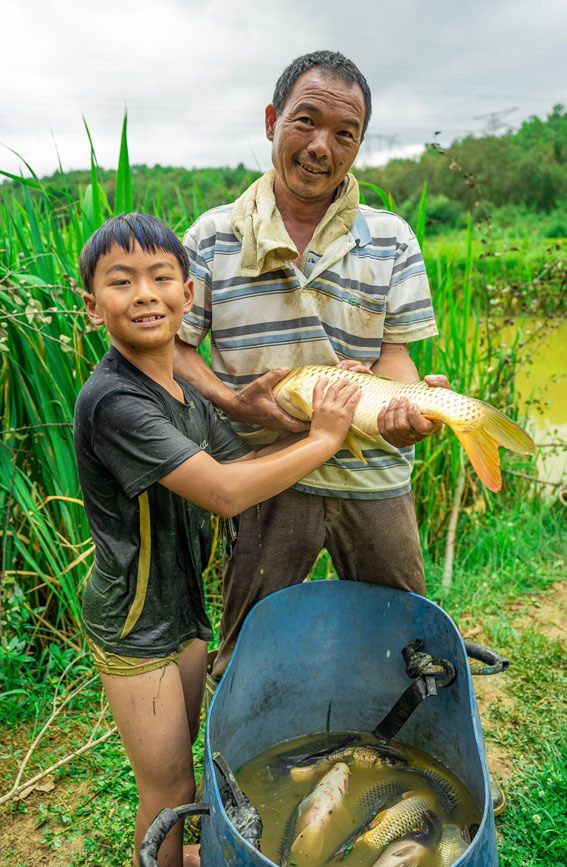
[74,214,361,867]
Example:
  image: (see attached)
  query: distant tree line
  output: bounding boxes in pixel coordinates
[2,104,566,237]
[356,104,567,235]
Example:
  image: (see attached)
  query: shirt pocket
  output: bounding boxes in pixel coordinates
[310,281,387,361]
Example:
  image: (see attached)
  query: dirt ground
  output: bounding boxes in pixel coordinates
[462,580,567,781]
[1,582,566,866]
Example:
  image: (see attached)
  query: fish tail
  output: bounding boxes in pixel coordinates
[480,402,537,455]
[452,404,536,493]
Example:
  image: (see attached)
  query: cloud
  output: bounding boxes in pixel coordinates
[1,0,565,177]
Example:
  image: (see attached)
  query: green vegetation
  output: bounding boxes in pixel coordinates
[356,104,567,236]
[1,502,565,866]
[1,111,566,865]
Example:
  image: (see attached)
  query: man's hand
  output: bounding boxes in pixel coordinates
[377,374,450,448]
[336,358,373,375]
[228,368,309,432]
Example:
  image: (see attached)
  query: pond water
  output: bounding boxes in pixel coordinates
[236,731,480,867]
[505,318,567,493]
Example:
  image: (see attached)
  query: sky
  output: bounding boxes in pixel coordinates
[1,0,566,179]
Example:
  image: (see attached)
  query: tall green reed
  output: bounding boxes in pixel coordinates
[0,119,128,652]
[0,118,538,667]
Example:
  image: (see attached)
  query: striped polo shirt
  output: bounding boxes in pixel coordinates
[179,203,438,499]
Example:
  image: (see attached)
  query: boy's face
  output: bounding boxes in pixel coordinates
[83,243,193,354]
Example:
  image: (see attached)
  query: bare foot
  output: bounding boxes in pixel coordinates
[183,843,201,866]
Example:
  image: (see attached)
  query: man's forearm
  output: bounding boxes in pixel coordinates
[371,343,420,381]
[174,338,236,413]
[174,337,307,432]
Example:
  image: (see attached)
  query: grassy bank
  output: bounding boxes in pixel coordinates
[1,499,565,866]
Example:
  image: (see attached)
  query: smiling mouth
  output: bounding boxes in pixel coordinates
[297,160,327,175]
[131,314,165,323]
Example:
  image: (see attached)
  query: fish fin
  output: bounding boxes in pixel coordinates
[350,423,376,443]
[278,803,300,866]
[287,386,314,420]
[452,404,536,493]
[343,433,367,463]
[367,807,388,829]
[372,373,394,381]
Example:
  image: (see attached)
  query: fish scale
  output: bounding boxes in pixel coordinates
[273,364,537,492]
[356,790,438,851]
[405,765,460,816]
[332,776,410,859]
[436,823,471,865]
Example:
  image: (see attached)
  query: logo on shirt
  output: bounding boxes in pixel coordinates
[200,439,208,449]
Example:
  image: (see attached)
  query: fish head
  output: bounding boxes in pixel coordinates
[350,746,407,771]
[372,740,409,762]
[272,368,314,422]
[371,837,429,866]
[377,755,407,771]
[272,367,300,398]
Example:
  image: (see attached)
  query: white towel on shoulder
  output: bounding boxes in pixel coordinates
[231,169,360,277]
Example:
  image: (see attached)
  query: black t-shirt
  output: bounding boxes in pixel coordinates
[73,346,250,656]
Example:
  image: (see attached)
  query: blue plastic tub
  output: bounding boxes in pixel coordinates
[144,580,499,866]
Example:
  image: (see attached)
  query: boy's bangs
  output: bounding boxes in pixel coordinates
[80,214,190,291]
[94,216,173,257]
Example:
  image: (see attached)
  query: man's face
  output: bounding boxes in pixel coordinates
[266,69,365,204]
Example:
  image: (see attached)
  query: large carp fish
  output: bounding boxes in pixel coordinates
[280,761,350,865]
[273,365,537,493]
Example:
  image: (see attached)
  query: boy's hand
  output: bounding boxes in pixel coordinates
[309,377,361,451]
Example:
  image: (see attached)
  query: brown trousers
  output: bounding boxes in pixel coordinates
[212,488,425,680]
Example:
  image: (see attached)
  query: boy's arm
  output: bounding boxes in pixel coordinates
[223,432,308,462]
[159,378,360,517]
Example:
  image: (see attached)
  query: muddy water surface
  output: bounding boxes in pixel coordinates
[236,731,481,867]
[503,318,567,489]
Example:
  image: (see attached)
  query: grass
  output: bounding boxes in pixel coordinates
[1,500,565,866]
[1,117,566,865]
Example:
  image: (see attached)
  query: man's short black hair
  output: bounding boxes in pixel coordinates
[272,50,372,138]
[79,213,190,293]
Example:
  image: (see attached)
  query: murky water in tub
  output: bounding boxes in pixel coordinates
[236,731,482,867]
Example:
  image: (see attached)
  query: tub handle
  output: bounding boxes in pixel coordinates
[139,752,263,866]
[463,640,510,676]
[373,638,457,742]
[139,803,210,867]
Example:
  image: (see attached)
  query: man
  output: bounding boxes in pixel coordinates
[175,50,447,681]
